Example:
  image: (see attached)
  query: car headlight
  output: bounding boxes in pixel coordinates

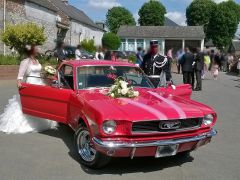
[203,114,214,126]
[102,120,117,134]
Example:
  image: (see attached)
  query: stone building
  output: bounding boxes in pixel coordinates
[0,0,105,54]
[118,26,205,55]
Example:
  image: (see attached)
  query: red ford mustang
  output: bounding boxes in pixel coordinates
[19,60,217,168]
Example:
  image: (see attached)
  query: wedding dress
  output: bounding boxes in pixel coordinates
[0,58,57,134]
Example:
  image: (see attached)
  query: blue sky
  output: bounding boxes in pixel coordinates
[69,0,240,26]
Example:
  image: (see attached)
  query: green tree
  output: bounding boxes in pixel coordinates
[138,0,166,26]
[207,2,239,50]
[80,39,96,53]
[1,23,46,55]
[186,0,216,32]
[221,0,240,22]
[102,32,121,50]
[106,7,136,34]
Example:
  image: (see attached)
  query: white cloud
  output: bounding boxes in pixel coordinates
[166,11,187,26]
[88,0,121,9]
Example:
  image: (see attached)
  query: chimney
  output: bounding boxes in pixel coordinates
[62,0,68,5]
[95,22,105,30]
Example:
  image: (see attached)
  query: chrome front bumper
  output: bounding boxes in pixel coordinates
[93,129,217,148]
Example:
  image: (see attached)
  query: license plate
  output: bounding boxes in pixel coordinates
[155,144,179,158]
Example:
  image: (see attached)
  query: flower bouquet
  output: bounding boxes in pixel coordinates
[43,66,57,84]
[44,66,57,76]
[107,77,139,98]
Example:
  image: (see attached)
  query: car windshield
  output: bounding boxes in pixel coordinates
[77,66,154,89]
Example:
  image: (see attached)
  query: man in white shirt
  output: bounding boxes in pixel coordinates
[75,45,82,60]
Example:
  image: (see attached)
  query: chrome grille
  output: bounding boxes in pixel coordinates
[132,118,202,133]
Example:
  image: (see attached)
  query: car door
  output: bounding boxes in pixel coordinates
[19,65,75,124]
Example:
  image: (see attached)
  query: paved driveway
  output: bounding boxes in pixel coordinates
[0,73,240,180]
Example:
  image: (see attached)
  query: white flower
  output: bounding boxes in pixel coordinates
[121,88,129,95]
[119,80,128,89]
[25,44,31,51]
[133,91,139,97]
[118,89,121,93]
[110,85,117,91]
[111,93,115,98]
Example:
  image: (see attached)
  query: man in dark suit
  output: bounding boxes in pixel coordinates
[141,40,172,87]
[193,48,204,91]
[180,47,194,87]
[55,42,67,64]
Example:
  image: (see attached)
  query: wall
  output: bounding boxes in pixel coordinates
[66,21,104,47]
[25,1,58,52]
[0,0,26,54]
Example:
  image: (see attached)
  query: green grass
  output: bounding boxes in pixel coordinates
[0,54,19,65]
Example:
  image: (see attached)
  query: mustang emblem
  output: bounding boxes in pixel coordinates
[160,121,181,130]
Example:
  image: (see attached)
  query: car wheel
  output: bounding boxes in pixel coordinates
[75,125,111,169]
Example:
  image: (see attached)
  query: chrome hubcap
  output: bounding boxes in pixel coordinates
[77,130,96,162]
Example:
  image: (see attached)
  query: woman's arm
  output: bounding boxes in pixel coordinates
[17,59,29,88]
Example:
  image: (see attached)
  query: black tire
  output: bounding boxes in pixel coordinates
[74,125,111,169]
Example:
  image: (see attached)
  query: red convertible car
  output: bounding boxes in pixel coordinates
[19,60,217,168]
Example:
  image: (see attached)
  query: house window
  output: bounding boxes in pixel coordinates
[137,39,144,49]
[128,39,135,51]
[120,39,126,51]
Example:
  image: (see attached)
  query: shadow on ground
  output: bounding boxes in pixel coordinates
[40,124,194,175]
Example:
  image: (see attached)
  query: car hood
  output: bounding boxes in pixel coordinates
[79,89,211,121]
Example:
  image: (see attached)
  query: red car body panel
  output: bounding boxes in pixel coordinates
[19,60,217,158]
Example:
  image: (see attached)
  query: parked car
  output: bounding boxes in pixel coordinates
[19,60,217,168]
[45,46,94,60]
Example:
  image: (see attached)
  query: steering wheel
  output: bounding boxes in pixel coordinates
[128,79,138,85]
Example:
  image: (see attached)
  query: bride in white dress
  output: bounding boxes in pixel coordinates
[0,45,57,134]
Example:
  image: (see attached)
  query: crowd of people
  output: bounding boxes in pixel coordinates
[177,48,240,88]
[54,41,240,91]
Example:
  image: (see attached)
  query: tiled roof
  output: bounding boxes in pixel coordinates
[49,0,104,31]
[165,17,179,26]
[27,0,104,31]
[118,26,205,39]
[27,0,58,12]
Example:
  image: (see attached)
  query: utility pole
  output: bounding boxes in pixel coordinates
[3,0,6,55]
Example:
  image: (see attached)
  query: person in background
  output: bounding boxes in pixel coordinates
[209,49,215,71]
[211,59,220,80]
[176,49,185,74]
[55,42,67,64]
[237,57,240,76]
[75,45,82,60]
[167,47,173,73]
[214,52,221,69]
[193,48,204,91]
[111,51,117,61]
[202,52,211,79]
[180,47,194,86]
[95,47,104,60]
[227,53,234,72]
[221,52,228,72]
[136,47,144,66]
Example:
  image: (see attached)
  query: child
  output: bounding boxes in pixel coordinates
[211,59,219,80]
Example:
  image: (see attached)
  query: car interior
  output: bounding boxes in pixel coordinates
[60,65,74,90]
